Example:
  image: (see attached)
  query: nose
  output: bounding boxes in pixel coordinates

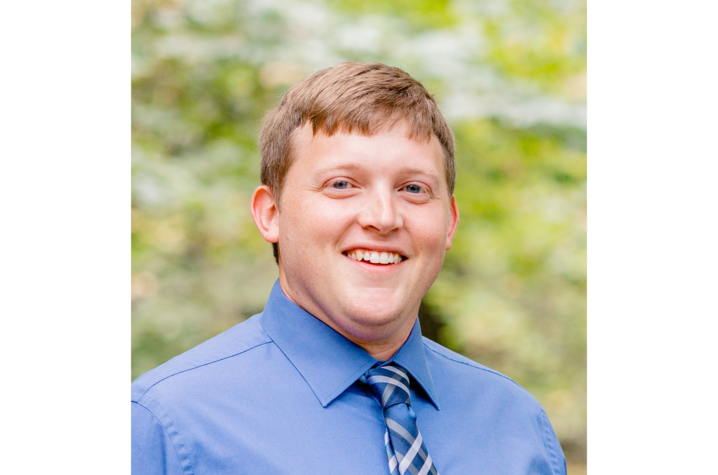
[357,187,403,234]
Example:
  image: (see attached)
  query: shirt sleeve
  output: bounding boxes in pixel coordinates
[538,408,567,475]
[132,402,185,475]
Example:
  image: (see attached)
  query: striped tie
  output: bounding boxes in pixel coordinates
[364,364,440,475]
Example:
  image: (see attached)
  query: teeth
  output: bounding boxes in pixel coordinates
[345,249,403,265]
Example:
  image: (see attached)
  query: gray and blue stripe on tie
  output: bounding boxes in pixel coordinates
[364,364,439,475]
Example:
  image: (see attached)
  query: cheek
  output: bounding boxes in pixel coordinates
[410,213,450,250]
[280,201,347,248]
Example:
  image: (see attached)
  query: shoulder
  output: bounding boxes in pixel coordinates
[422,338,566,473]
[422,337,519,384]
[131,314,272,404]
[131,314,280,473]
[422,337,538,404]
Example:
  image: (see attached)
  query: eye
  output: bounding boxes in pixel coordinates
[331,180,350,190]
[404,184,423,194]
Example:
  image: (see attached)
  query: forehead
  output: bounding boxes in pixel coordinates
[288,121,445,172]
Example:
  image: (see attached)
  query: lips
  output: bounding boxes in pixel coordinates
[343,249,406,265]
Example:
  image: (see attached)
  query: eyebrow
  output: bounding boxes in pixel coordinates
[313,163,364,174]
[314,163,440,179]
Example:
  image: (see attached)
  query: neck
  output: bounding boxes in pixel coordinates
[305,304,415,361]
[342,325,414,361]
[278,279,416,361]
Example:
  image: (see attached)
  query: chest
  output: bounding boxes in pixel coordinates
[174,390,556,475]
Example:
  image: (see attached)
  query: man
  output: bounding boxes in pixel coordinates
[132,62,567,474]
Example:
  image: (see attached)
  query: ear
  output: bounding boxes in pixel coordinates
[251,185,280,244]
[445,195,459,250]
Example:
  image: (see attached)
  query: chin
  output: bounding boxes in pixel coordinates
[341,298,414,330]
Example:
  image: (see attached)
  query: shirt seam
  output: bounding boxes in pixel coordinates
[135,340,273,402]
[539,408,563,475]
[133,401,191,475]
[423,342,530,394]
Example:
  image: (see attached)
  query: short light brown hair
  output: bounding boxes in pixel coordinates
[258,62,456,262]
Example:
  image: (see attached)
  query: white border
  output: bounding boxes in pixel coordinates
[2,1,129,471]
[589,0,718,471]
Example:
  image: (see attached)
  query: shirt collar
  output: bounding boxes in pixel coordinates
[259,280,440,410]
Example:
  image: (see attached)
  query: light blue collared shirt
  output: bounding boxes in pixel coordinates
[132,281,566,474]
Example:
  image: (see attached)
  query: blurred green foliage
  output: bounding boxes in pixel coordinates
[132,0,585,469]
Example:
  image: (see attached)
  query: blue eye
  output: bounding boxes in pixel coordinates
[332,181,349,189]
[405,184,422,194]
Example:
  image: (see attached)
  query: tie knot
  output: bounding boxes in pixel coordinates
[364,363,412,409]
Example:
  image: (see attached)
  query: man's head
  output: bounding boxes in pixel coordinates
[251,62,459,359]
[259,63,456,256]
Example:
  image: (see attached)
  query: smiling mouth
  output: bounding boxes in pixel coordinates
[343,249,406,265]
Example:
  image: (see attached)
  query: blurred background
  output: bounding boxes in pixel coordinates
[132,0,586,471]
